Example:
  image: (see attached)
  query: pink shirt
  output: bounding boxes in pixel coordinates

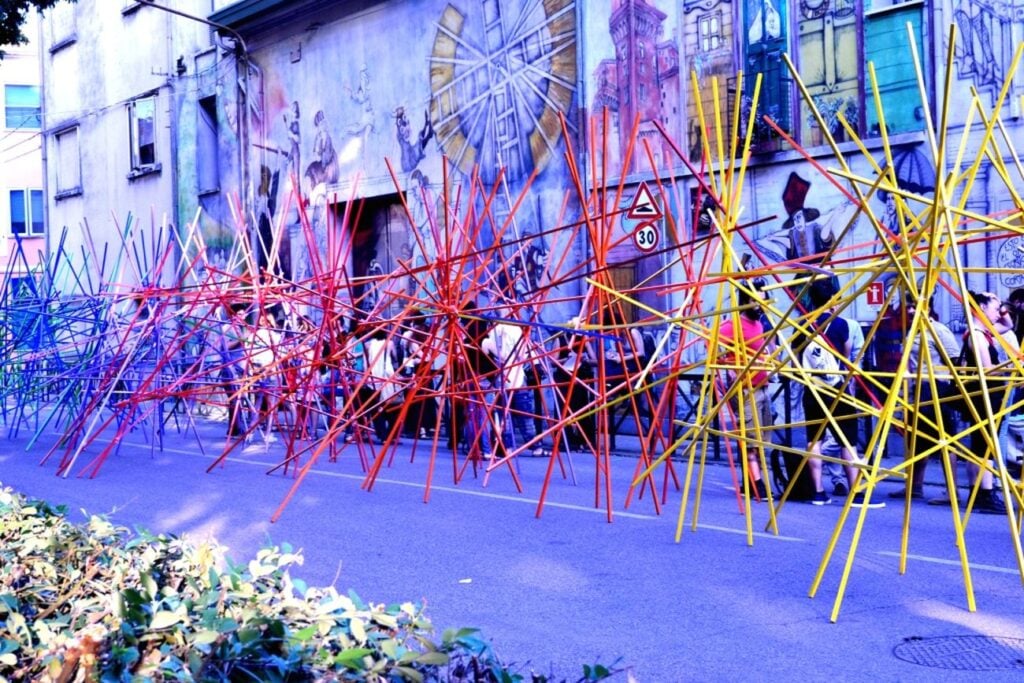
[719,316,770,388]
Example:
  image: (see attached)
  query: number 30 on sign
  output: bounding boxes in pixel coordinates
[633,222,659,252]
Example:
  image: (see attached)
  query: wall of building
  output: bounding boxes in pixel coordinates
[41,0,215,292]
[0,10,44,284]
[35,0,1023,325]
[578,0,1023,323]
[196,0,585,319]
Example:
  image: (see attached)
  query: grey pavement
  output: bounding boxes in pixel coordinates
[2,414,1024,681]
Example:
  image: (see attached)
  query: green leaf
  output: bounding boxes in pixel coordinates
[150,610,180,630]
[372,612,398,629]
[333,648,372,668]
[350,617,366,645]
[416,651,449,666]
[291,625,317,642]
[395,666,424,682]
[191,630,220,645]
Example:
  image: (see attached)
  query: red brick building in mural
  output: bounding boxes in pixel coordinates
[593,0,682,176]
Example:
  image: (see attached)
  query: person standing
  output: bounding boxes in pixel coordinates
[888,296,960,501]
[937,291,1013,514]
[550,318,597,452]
[718,281,774,500]
[362,324,404,444]
[483,318,547,457]
[821,311,864,497]
[798,284,881,507]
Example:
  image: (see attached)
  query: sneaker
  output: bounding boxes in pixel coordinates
[975,489,1007,515]
[888,487,924,500]
[811,490,831,506]
[850,493,886,508]
[832,481,848,497]
[753,479,768,500]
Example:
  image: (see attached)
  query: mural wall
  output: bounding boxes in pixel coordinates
[182,0,1022,321]
[182,0,580,321]
[582,0,684,177]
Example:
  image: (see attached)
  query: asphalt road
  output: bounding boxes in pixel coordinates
[2,415,1024,681]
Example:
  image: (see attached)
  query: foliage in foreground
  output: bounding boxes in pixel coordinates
[0,486,623,682]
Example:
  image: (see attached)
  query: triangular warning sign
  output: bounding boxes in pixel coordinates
[628,181,662,220]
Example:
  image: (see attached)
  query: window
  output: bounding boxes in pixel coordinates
[197,95,219,193]
[864,2,926,135]
[9,190,45,236]
[48,1,76,51]
[743,0,791,149]
[128,95,158,175]
[796,0,862,144]
[54,126,82,197]
[5,85,41,130]
[699,14,723,52]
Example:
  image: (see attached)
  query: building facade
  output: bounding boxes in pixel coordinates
[38,0,1024,322]
[1,10,44,289]
[39,0,229,292]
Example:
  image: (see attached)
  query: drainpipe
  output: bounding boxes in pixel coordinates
[138,0,260,270]
[37,12,50,275]
[163,8,179,290]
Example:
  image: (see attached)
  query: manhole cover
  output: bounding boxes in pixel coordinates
[893,635,1024,671]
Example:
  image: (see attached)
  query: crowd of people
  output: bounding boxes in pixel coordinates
[721,278,1022,514]
[103,276,1018,518]
[196,297,666,464]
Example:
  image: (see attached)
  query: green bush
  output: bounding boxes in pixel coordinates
[0,486,622,682]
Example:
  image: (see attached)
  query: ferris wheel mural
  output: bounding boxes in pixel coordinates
[428,0,578,187]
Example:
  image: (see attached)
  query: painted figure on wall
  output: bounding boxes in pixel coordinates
[284,100,301,184]
[346,65,376,141]
[751,170,861,279]
[953,0,1002,89]
[361,249,385,313]
[394,106,435,173]
[293,109,340,281]
[783,172,832,264]
[306,110,339,190]
[748,0,782,43]
[522,231,548,292]
[255,162,282,276]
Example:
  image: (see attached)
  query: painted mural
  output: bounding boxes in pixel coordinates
[947,0,1023,101]
[187,0,579,311]
[583,0,683,177]
[682,0,735,161]
[795,0,860,145]
[178,1,1022,324]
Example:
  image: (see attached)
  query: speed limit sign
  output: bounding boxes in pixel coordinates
[633,222,659,252]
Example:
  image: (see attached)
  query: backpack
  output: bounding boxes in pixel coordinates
[770,448,816,501]
[800,338,841,386]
